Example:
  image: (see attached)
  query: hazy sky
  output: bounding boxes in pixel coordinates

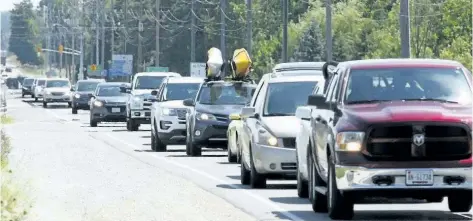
[0,0,41,12]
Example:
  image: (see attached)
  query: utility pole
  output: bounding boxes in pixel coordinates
[282,0,288,62]
[190,0,195,62]
[325,0,333,61]
[101,0,105,69]
[246,0,252,56]
[95,0,99,66]
[155,0,160,66]
[124,0,128,53]
[220,0,226,60]
[137,1,143,72]
[111,0,115,57]
[400,0,411,58]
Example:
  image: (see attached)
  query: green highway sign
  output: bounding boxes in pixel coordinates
[146,66,169,72]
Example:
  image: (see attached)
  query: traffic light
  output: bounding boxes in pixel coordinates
[58,44,63,54]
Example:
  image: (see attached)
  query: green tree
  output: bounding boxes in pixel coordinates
[9,0,41,65]
[292,20,324,62]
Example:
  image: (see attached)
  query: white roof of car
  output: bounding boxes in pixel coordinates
[46,78,70,81]
[134,72,181,77]
[168,77,204,84]
[268,75,325,83]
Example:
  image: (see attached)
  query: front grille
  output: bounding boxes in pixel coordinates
[51,92,65,96]
[365,124,471,161]
[143,102,152,110]
[214,113,228,122]
[105,102,126,106]
[176,109,187,120]
[282,138,296,148]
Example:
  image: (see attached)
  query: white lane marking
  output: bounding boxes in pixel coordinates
[455,213,472,219]
[104,133,304,221]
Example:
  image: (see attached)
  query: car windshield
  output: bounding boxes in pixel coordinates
[23,79,34,85]
[134,76,166,89]
[264,81,318,116]
[198,83,255,105]
[164,83,200,101]
[46,80,70,88]
[77,81,100,92]
[37,80,46,86]
[97,86,124,97]
[345,67,472,105]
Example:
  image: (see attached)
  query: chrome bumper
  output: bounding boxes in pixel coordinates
[335,165,472,191]
[253,144,296,174]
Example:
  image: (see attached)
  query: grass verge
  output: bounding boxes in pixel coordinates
[0,115,14,125]
[1,115,30,220]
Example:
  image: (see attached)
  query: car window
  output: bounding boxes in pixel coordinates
[329,75,340,102]
[37,80,46,86]
[46,80,70,88]
[97,86,124,97]
[134,76,166,89]
[263,81,318,116]
[23,79,34,85]
[77,81,100,92]
[163,83,200,101]
[198,83,255,105]
[345,67,472,104]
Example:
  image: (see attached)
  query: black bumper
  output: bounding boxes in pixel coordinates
[22,88,33,94]
[158,129,187,145]
[73,100,90,110]
[192,120,229,147]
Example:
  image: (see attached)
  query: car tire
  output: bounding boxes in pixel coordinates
[151,130,157,151]
[90,119,98,127]
[127,119,139,131]
[327,154,354,220]
[185,130,192,156]
[21,93,24,98]
[448,192,472,212]
[240,155,250,185]
[31,94,34,98]
[68,102,72,108]
[154,133,167,152]
[35,97,38,102]
[297,154,309,198]
[190,143,202,156]
[72,108,78,114]
[308,149,328,212]
[42,102,47,108]
[249,145,266,188]
[227,134,237,163]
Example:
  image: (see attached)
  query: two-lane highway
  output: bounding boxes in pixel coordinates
[4,94,472,221]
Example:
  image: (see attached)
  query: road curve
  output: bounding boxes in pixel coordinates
[3,93,472,221]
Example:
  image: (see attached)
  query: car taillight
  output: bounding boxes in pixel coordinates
[459,157,472,164]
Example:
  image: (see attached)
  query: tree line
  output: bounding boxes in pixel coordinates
[8,0,472,77]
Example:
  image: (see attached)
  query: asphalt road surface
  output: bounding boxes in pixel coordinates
[3,92,473,221]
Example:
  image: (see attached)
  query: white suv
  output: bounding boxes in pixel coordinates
[150,77,203,151]
[238,70,325,188]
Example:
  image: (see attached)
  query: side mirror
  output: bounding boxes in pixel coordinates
[183,99,195,107]
[240,107,256,118]
[307,94,329,110]
[151,90,158,96]
[229,113,241,120]
[295,106,312,120]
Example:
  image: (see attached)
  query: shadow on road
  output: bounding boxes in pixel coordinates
[167,154,227,158]
[272,209,472,221]
[134,150,154,152]
[226,175,240,180]
[269,196,308,205]
[216,183,296,190]
[141,135,151,138]
[217,161,235,165]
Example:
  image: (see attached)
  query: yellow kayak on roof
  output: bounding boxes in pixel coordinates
[231,48,252,79]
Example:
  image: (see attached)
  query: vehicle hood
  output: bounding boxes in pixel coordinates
[96,96,128,103]
[75,91,94,96]
[44,87,70,93]
[262,116,300,137]
[196,104,243,116]
[341,101,472,129]
[160,100,186,109]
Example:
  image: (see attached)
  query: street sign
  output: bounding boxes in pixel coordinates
[190,62,206,78]
[109,54,133,76]
[146,66,169,72]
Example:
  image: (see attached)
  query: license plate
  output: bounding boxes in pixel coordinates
[406,169,434,186]
[111,108,120,113]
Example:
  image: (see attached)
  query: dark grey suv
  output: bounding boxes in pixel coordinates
[71,79,105,114]
[89,82,128,127]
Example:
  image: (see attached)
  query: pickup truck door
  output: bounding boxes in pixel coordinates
[313,74,340,179]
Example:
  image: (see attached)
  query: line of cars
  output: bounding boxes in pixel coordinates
[23,59,472,220]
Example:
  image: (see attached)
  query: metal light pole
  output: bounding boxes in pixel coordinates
[155,0,160,66]
[400,0,411,58]
[282,0,288,62]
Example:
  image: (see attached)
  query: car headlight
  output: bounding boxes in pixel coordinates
[130,96,143,108]
[94,100,103,107]
[335,132,365,152]
[74,94,80,98]
[257,126,278,146]
[161,108,177,116]
[196,112,216,121]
